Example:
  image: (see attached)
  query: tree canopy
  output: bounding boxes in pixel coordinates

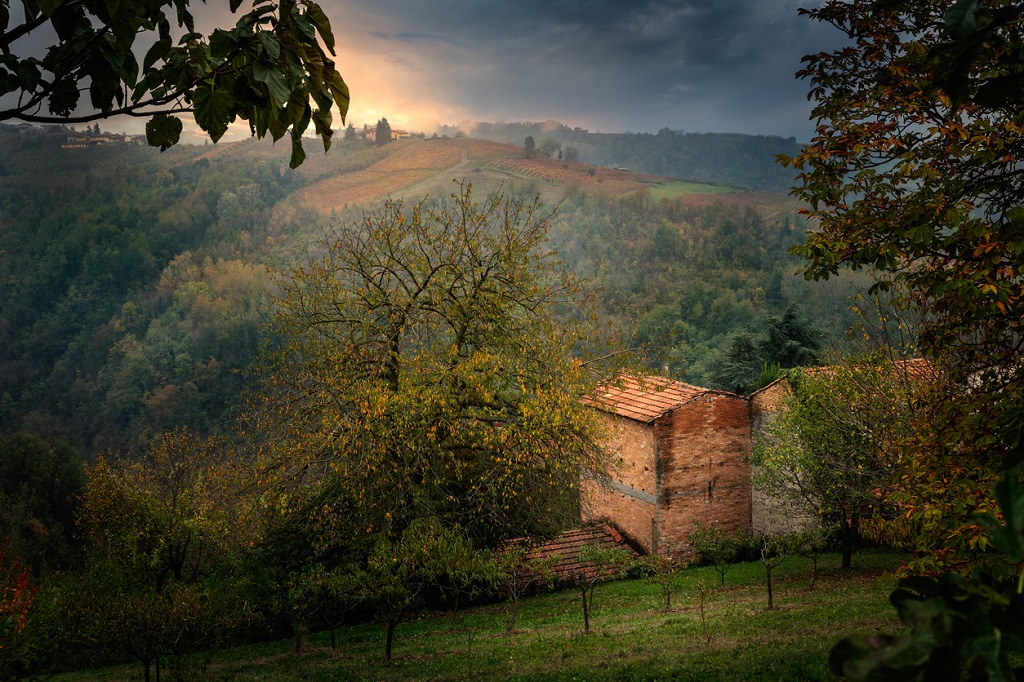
[784,0,1023,402]
[251,183,619,546]
[784,1,1024,677]
[0,0,348,166]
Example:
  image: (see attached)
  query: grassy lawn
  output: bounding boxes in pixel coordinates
[58,550,905,681]
[646,181,742,199]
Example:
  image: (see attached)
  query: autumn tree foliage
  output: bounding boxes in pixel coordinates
[782,0,1024,677]
[0,541,37,660]
[253,184,618,546]
[72,429,254,681]
[784,0,1023,413]
[783,0,1024,569]
[752,358,926,569]
[0,0,348,165]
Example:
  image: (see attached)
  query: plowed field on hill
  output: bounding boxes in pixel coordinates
[291,138,521,211]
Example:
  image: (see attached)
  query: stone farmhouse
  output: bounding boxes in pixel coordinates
[582,375,753,558]
[583,362,931,557]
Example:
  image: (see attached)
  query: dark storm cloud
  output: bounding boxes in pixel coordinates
[338,0,843,138]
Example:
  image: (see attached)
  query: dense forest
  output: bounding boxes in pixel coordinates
[0,126,864,461]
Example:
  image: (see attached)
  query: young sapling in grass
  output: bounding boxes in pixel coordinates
[570,544,631,633]
[758,532,794,610]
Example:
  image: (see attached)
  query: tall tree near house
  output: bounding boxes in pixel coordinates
[251,183,621,546]
[375,117,392,146]
[783,0,1024,423]
[751,357,921,569]
[0,0,348,166]
[780,1,1024,677]
[783,0,1019,571]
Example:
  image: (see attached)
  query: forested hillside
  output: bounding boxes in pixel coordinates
[0,128,863,459]
[436,120,803,192]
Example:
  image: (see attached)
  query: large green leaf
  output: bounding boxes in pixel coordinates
[36,0,62,18]
[47,75,79,115]
[10,58,42,91]
[191,85,233,142]
[943,0,991,39]
[257,30,280,60]
[143,36,172,72]
[326,67,349,119]
[253,57,290,106]
[289,134,305,169]
[304,1,334,54]
[145,113,182,150]
[209,29,241,60]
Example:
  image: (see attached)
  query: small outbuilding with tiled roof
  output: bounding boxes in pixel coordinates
[583,375,752,558]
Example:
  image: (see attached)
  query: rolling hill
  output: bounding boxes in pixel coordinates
[0,128,862,457]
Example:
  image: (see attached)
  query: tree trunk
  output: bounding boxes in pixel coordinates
[449,591,460,631]
[385,620,397,662]
[766,568,774,610]
[581,586,591,633]
[841,517,859,570]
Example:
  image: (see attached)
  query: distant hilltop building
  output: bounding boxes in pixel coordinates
[61,130,143,149]
[364,127,412,143]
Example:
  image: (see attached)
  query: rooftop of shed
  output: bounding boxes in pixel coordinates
[528,523,640,584]
[589,374,721,423]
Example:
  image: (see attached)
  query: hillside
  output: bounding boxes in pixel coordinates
[436,121,804,192]
[0,128,865,458]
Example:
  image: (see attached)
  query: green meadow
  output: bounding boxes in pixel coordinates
[646,181,742,199]
[59,550,904,682]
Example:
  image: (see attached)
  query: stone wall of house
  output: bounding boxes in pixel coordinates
[748,378,818,535]
[581,413,658,552]
[656,394,752,558]
[749,378,791,430]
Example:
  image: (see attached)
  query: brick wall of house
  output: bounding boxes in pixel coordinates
[581,413,658,552]
[657,394,752,558]
[581,481,656,552]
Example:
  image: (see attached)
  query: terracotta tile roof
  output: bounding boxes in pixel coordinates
[799,357,933,383]
[528,523,640,585]
[589,375,716,423]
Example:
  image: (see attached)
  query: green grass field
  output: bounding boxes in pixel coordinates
[646,181,742,199]
[59,550,905,681]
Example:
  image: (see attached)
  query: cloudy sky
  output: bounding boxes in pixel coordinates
[322,0,845,141]
[7,0,848,143]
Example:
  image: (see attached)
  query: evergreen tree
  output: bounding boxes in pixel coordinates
[523,135,536,159]
[375,118,392,146]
